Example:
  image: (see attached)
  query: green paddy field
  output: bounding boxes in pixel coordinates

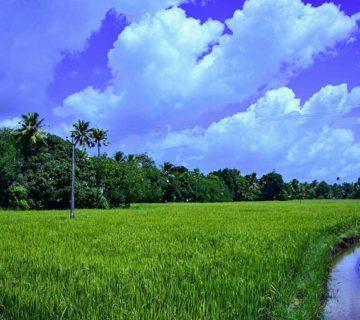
[0,201,359,319]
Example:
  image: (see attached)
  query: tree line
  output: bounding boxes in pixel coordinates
[1,113,360,210]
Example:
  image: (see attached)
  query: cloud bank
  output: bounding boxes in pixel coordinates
[151,84,360,181]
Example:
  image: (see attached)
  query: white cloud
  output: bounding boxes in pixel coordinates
[0,0,121,116]
[200,0,357,105]
[57,0,357,125]
[53,87,122,122]
[50,122,74,140]
[150,84,360,181]
[115,0,191,20]
[0,117,21,129]
[0,0,190,118]
[49,1,360,181]
[117,1,357,115]
[55,7,224,124]
[108,7,224,117]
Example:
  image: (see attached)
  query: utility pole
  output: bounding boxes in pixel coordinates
[70,137,75,219]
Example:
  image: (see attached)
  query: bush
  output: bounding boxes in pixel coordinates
[8,184,30,210]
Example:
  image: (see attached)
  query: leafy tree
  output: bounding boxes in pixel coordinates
[172,166,188,175]
[126,154,137,164]
[331,183,344,199]
[114,151,126,163]
[298,182,315,200]
[8,184,29,210]
[341,182,354,199]
[161,162,179,202]
[9,135,103,210]
[286,179,301,200]
[137,155,162,202]
[198,174,232,202]
[161,162,175,176]
[243,173,261,201]
[310,180,318,189]
[162,174,181,202]
[141,166,163,203]
[159,165,192,202]
[0,129,21,207]
[352,179,360,198]
[136,153,156,169]
[15,135,72,209]
[212,169,244,201]
[177,171,196,202]
[259,171,285,201]
[4,112,360,209]
[315,181,331,199]
[101,159,146,207]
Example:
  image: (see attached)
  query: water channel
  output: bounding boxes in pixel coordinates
[325,245,360,320]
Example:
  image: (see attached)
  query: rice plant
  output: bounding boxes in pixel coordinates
[0,201,359,319]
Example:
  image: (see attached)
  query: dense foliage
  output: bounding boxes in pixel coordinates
[1,202,360,319]
[1,116,360,209]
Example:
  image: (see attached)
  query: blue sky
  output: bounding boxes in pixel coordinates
[1,0,360,182]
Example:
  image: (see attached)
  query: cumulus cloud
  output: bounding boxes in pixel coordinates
[0,117,21,129]
[56,0,357,126]
[202,0,358,104]
[55,6,224,126]
[114,0,357,115]
[150,84,360,181]
[0,0,190,118]
[53,87,122,122]
[116,0,192,19]
[0,0,119,117]
[108,7,224,119]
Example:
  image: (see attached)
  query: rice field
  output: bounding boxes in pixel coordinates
[0,201,360,320]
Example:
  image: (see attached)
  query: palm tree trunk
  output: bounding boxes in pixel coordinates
[98,143,100,158]
[70,141,75,219]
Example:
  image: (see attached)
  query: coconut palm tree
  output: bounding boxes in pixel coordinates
[160,161,176,203]
[90,128,109,157]
[114,151,126,163]
[71,120,94,150]
[161,161,175,176]
[14,112,47,158]
[69,120,94,219]
[126,154,137,163]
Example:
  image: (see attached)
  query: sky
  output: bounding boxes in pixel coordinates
[1,0,360,182]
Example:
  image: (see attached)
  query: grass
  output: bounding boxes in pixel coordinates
[0,201,360,319]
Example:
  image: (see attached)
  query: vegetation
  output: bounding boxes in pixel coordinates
[70,120,97,218]
[90,128,109,158]
[13,112,47,160]
[0,201,359,319]
[1,113,360,210]
[1,113,360,319]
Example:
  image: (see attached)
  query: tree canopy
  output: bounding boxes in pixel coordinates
[1,114,360,210]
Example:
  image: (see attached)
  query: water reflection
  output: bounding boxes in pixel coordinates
[325,245,360,320]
